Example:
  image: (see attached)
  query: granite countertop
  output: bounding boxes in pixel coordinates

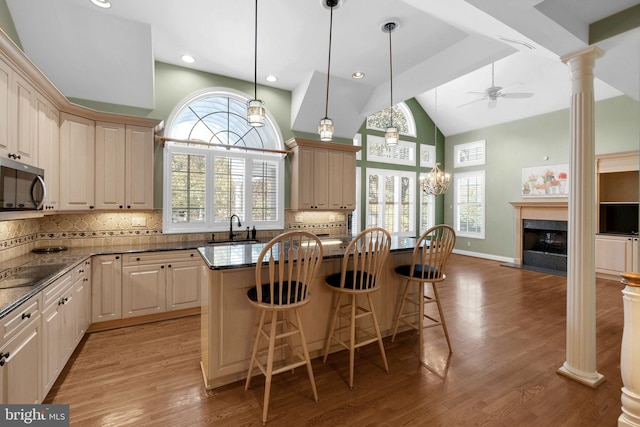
[198,235,417,270]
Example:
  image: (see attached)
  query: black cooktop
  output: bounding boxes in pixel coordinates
[32,246,68,254]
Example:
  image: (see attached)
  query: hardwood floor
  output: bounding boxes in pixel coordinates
[44,254,625,426]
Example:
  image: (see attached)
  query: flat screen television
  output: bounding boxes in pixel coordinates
[599,204,639,235]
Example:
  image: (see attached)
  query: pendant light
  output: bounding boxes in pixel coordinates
[422,88,450,195]
[318,0,338,142]
[383,22,398,146]
[247,0,265,127]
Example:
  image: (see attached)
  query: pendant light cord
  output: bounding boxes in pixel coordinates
[434,88,437,145]
[388,23,394,128]
[324,4,334,119]
[254,0,258,100]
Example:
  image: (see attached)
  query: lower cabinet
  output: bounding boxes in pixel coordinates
[0,295,42,404]
[93,250,201,322]
[595,234,639,278]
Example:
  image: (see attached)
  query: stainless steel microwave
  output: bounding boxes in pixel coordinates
[0,158,46,212]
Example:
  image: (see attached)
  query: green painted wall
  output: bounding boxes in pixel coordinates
[0,0,20,49]
[443,94,640,259]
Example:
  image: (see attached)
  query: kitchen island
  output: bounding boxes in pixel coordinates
[197,236,416,389]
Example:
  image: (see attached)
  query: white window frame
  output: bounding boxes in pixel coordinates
[454,170,485,239]
[420,144,436,168]
[163,144,284,234]
[418,173,436,234]
[365,102,417,137]
[366,135,416,166]
[365,168,415,237]
[454,139,486,168]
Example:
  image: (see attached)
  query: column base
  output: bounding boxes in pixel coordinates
[557,362,605,388]
[619,387,640,426]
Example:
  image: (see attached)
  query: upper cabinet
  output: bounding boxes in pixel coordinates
[95,122,153,210]
[36,93,60,211]
[59,113,95,210]
[286,138,360,211]
[0,57,37,166]
[596,151,639,235]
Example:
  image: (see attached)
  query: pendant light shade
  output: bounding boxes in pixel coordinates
[383,21,397,146]
[319,0,339,141]
[247,0,265,127]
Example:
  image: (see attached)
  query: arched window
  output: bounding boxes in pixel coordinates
[162,89,284,233]
[365,102,416,137]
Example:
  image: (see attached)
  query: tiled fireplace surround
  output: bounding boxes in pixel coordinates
[0,210,349,263]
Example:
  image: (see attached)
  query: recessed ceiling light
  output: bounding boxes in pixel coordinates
[265,75,278,82]
[181,55,196,64]
[90,0,111,9]
[352,72,365,79]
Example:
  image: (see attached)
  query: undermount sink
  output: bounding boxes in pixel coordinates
[207,239,260,246]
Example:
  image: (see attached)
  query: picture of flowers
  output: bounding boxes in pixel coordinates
[521,164,569,197]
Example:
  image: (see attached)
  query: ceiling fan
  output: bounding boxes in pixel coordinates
[458,62,534,108]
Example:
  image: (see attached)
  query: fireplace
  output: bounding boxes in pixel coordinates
[522,219,567,271]
[510,201,568,273]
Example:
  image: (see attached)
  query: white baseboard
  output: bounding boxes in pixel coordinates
[452,249,514,264]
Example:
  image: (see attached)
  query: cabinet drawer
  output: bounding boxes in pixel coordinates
[1,294,41,342]
[72,258,92,281]
[42,272,73,306]
[122,250,198,266]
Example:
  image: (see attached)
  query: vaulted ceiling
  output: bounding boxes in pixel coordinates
[6,0,639,137]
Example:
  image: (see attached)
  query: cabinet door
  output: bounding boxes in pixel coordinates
[0,58,11,157]
[73,260,92,343]
[36,93,60,210]
[634,238,639,273]
[328,150,356,210]
[296,145,316,209]
[125,125,153,210]
[41,298,63,397]
[13,73,36,166]
[122,264,166,318]
[92,255,122,322]
[595,235,632,275]
[313,148,329,209]
[0,318,41,404]
[59,113,95,210]
[95,121,126,210]
[166,261,201,311]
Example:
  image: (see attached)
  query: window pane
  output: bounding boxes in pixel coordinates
[251,160,278,222]
[213,157,245,222]
[454,171,485,238]
[169,152,207,224]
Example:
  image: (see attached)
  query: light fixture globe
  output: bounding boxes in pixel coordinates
[385,126,399,146]
[318,117,334,141]
[247,99,265,127]
[422,162,451,195]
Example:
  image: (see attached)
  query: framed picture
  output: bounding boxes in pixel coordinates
[521,164,569,197]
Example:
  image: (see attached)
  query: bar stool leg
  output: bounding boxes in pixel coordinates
[349,294,357,390]
[391,279,411,342]
[432,282,452,353]
[295,308,318,402]
[262,310,279,425]
[419,282,426,362]
[323,294,343,364]
[367,293,389,373]
[246,310,266,390]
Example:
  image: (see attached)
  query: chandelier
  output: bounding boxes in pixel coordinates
[422,163,450,195]
[422,88,450,195]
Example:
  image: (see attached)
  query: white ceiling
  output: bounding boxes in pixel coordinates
[6,0,639,137]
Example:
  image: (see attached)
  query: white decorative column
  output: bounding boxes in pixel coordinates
[557,46,605,387]
[619,272,640,427]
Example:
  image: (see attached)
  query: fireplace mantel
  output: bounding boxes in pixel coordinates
[510,201,568,265]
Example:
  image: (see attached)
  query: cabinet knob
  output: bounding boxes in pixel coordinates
[161,265,165,269]
[127,205,131,209]
[168,264,172,268]
[115,256,120,260]
[190,253,194,257]
[0,351,9,366]
[21,312,31,320]
[136,257,141,261]
[119,205,123,209]
[89,205,95,209]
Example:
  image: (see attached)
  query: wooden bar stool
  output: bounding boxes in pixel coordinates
[245,231,323,425]
[322,227,391,389]
[391,225,456,360]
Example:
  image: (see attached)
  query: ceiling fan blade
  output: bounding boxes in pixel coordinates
[466,91,487,96]
[501,92,534,99]
[456,97,486,108]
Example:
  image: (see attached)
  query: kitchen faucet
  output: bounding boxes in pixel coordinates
[229,214,241,240]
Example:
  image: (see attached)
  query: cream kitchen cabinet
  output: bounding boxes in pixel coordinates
[0,294,41,404]
[286,138,360,211]
[59,112,95,210]
[122,250,201,317]
[95,122,153,210]
[91,254,122,323]
[0,57,38,166]
[36,92,60,211]
[595,234,639,278]
[73,259,92,340]
[328,149,357,209]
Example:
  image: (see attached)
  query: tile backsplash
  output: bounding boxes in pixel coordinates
[0,209,349,262]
